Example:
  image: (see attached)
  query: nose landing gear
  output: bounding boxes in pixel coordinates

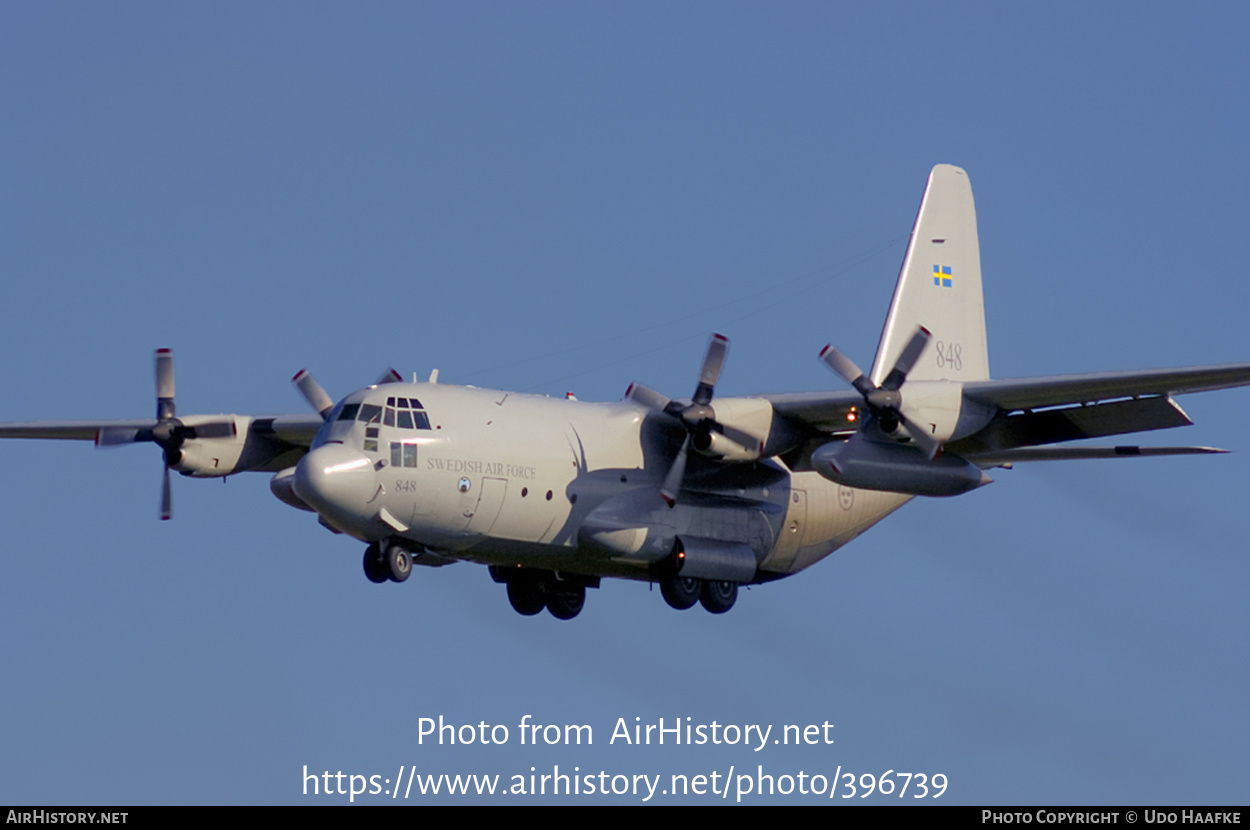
[362,542,413,583]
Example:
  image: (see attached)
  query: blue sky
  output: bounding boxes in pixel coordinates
[2,3,1248,804]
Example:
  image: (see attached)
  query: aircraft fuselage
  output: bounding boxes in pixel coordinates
[289,382,910,583]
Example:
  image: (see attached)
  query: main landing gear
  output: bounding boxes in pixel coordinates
[658,573,739,614]
[491,567,596,620]
[363,541,412,584]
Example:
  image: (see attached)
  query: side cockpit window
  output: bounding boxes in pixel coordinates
[390,441,419,468]
[357,403,382,452]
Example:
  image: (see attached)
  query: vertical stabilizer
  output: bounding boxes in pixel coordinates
[870,165,989,384]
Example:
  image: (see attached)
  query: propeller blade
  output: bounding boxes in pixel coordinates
[660,436,690,507]
[155,348,175,421]
[625,382,673,412]
[693,334,729,406]
[375,368,403,385]
[96,426,145,447]
[160,465,172,521]
[292,370,335,420]
[819,345,875,398]
[881,326,931,391]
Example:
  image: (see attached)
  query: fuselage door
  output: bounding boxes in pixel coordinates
[462,476,507,534]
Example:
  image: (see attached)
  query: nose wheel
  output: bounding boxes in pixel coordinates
[363,542,413,584]
[363,544,388,583]
[386,544,412,582]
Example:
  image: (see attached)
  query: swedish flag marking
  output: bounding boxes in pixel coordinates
[933,265,953,288]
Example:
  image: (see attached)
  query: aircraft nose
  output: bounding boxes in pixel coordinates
[293,443,377,524]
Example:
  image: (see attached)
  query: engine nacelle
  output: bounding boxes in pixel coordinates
[169,415,249,477]
[170,415,307,478]
[270,466,314,512]
[697,396,775,461]
[811,434,991,497]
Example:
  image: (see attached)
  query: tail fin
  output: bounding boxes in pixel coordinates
[870,165,990,384]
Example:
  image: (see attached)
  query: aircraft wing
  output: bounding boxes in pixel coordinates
[0,414,323,447]
[0,419,158,441]
[759,390,863,433]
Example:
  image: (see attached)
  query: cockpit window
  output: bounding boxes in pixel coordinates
[380,398,432,431]
[351,396,432,453]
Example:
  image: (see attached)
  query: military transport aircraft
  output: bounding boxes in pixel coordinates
[4,165,1249,620]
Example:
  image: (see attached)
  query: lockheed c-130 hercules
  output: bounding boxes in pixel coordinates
[4,165,1249,620]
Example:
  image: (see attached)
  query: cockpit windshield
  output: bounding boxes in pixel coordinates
[323,394,434,453]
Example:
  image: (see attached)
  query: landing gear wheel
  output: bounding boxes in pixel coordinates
[700,580,738,614]
[660,574,702,610]
[363,544,388,584]
[506,579,546,616]
[546,583,586,620]
[385,544,412,583]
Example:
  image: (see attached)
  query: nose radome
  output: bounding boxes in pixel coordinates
[293,444,377,524]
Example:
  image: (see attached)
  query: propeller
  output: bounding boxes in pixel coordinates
[626,334,730,506]
[819,326,940,457]
[150,349,188,520]
[97,349,235,519]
